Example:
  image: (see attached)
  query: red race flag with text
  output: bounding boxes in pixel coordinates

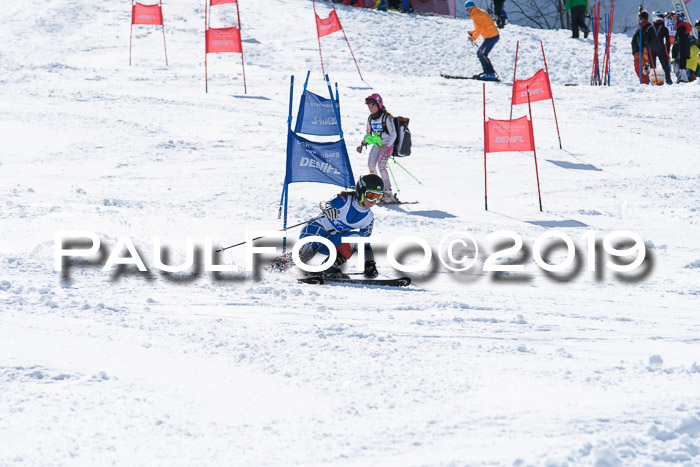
[206,27,242,53]
[132,3,163,25]
[316,10,342,37]
[484,82,542,212]
[209,0,237,4]
[511,69,552,105]
[484,116,534,153]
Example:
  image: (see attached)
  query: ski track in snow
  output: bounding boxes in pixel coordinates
[1,0,699,464]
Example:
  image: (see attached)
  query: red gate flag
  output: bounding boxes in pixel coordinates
[484,116,535,153]
[205,0,246,93]
[316,11,343,37]
[512,69,552,105]
[206,27,242,53]
[132,3,163,25]
[312,0,363,80]
[130,1,167,66]
[484,82,542,212]
[510,41,562,149]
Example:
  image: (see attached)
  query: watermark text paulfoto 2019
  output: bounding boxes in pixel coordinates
[54,230,654,283]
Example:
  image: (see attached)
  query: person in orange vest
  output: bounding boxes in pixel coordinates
[465,1,500,81]
[632,10,652,84]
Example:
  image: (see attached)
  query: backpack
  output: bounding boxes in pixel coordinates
[392,116,412,157]
[372,113,412,157]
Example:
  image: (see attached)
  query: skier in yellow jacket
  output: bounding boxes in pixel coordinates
[465,1,500,80]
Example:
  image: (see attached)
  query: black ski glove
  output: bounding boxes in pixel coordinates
[320,201,340,221]
[364,260,378,278]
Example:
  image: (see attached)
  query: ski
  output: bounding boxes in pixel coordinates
[298,276,412,287]
[602,2,615,85]
[590,1,601,85]
[441,73,501,82]
[377,200,419,206]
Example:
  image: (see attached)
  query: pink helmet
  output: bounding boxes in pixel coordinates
[365,93,383,110]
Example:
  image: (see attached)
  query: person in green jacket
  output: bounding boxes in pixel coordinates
[565,0,590,39]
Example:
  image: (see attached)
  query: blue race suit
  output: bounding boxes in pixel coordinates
[299,194,374,259]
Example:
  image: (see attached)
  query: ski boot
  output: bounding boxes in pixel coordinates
[379,191,398,204]
[319,265,349,279]
[312,254,349,279]
[269,252,294,272]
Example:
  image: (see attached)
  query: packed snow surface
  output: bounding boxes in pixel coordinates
[1,0,699,465]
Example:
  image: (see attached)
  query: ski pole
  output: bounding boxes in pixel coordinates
[468,31,477,48]
[216,215,325,252]
[391,157,423,185]
[386,163,400,195]
[638,5,643,85]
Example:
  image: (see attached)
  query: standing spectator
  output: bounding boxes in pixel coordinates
[647,12,672,85]
[566,0,590,39]
[493,0,507,29]
[465,1,500,80]
[632,10,652,84]
[665,12,676,46]
[670,13,693,82]
[687,20,700,80]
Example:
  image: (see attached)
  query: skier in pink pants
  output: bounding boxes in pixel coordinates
[356,93,398,203]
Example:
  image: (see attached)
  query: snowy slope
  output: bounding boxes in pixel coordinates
[1,0,700,465]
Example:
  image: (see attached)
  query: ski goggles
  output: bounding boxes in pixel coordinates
[364,190,383,201]
[365,97,378,105]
